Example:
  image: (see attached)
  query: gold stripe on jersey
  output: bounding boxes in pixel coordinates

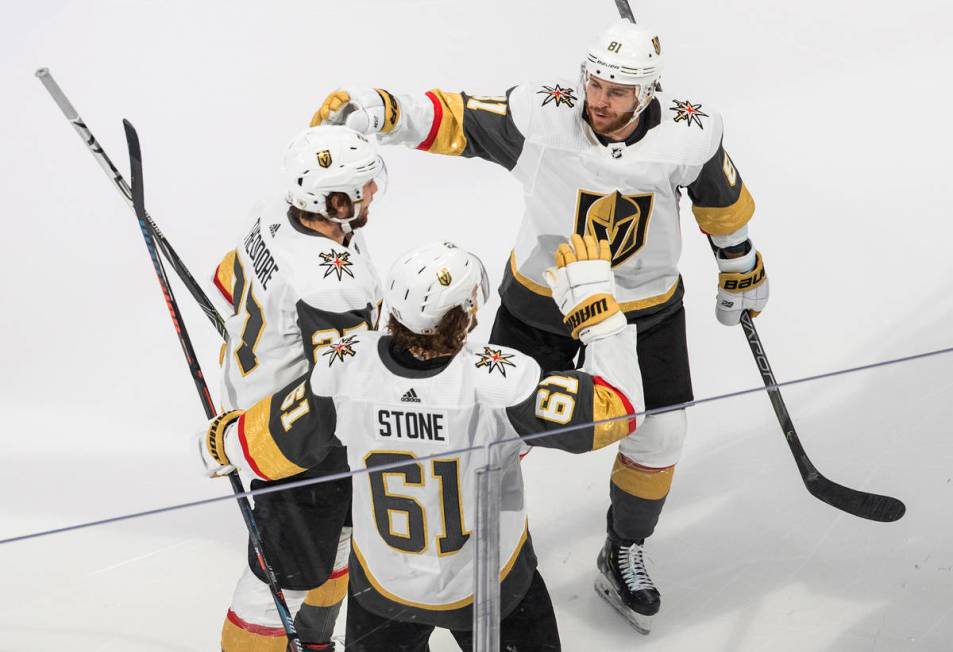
[592,385,635,450]
[692,182,755,235]
[213,249,238,304]
[610,454,674,501]
[351,519,529,610]
[237,400,307,481]
[375,88,401,135]
[617,278,680,314]
[304,572,349,607]
[509,251,553,297]
[421,90,468,156]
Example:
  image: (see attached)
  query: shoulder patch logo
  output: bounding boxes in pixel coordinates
[538,84,577,109]
[669,99,709,129]
[475,346,517,377]
[319,249,355,281]
[269,223,281,237]
[322,335,359,366]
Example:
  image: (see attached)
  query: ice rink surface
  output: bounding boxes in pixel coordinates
[1,0,951,650]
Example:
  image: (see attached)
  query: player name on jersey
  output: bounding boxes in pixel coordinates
[376,407,448,446]
[243,219,279,290]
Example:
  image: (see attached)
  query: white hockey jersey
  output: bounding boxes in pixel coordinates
[378,81,755,333]
[222,326,644,628]
[212,200,382,410]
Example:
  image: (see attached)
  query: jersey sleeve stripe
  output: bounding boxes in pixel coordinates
[416,90,468,155]
[592,375,637,449]
[213,250,237,304]
[236,403,307,481]
[692,182,755,235]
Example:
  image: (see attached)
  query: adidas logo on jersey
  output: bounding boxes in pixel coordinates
[401,388,422,403]
[269,223,281,236]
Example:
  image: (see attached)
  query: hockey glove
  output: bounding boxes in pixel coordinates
[715,244,769,326]
[544,234,627,343]
[310,88,401,136]
[196,410,242,478]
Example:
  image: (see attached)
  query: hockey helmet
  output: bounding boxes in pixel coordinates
[283,125,386,225]
[385,242,490,335]
[584,20,664,117]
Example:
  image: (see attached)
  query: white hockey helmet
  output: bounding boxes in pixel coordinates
[584,20,664,117]
[385,242,490,335]
[283,125,386,226]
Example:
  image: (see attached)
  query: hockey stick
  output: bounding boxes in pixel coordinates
[614,0,636,22]
[35,68,227,341]
[739,311,906,522]
[123,120,304,651]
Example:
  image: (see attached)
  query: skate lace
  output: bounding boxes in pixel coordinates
[618,542,656,593]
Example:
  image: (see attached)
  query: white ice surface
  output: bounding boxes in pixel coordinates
[1,0,952,650]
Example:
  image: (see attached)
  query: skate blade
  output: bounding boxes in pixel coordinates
[594,575,653,635]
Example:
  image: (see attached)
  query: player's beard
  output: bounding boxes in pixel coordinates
[585,103,635,137]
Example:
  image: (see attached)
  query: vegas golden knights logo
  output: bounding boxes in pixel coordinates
[436,267,452,286]
[574,190,654,267]
[317,150,333,168]
[652,36,661,56]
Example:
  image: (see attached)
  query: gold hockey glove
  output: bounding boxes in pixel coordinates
[197,410,242,478]
[716,247,769,325]
[311,88,401,135]
[544,234,627,342]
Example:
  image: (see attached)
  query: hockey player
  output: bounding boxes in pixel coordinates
[309,19,769,632]
[198,236,645,651]
[211,125,385,650]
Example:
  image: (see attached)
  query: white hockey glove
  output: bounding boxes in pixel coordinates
[715,244,769,326]
[544,234,627,343]
[195,411,242,478]
[310,88,401,136]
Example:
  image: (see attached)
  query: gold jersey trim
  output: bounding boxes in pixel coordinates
[237,400,307,481]
[692,182,755,236]
[592,384,634,450]
[421,90,469,156]
[510,251,680,316]
[351,519,529,611]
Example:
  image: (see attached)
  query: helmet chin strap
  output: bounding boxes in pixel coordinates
[327,198,364,235]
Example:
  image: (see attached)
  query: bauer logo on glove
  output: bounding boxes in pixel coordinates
[544,234,627,343]
[715,246,769,326]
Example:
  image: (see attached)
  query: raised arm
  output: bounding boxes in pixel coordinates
[311,87,527,170]
[505,235,645,453]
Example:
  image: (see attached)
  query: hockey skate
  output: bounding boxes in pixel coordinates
[594,535,660,634]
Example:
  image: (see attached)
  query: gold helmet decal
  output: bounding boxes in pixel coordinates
[436,268,452,286]
[317,150,333,168]
[652,36,661,56]
[574,190,655,267]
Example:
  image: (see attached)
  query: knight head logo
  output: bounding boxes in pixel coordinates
[317,150,333,168]
[436,268,452,286]
[574,190,654,267]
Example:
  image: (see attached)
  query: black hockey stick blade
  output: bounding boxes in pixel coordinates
[122,119,145,217]
[804,474,905,523]
[740,312,906,523]
[614,0,636,22]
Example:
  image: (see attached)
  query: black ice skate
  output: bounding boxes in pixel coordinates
[594,534,660,634]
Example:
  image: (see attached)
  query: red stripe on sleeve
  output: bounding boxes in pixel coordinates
[213,264,233,304]
[236,414,270,481]
[593,375,637,434]
[226,609,287,637]
[416,91,444,152]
